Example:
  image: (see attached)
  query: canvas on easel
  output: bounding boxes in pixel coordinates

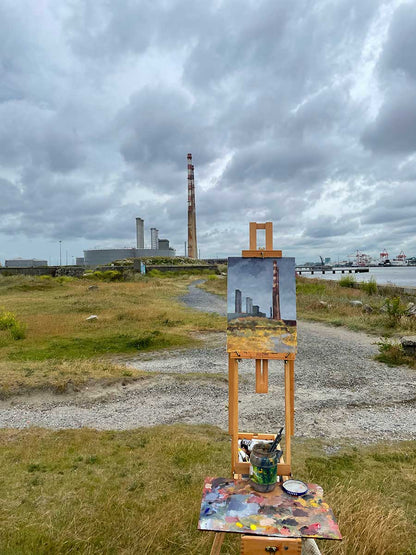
[227,257,297,356]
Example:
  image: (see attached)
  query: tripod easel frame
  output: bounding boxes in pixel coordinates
[211,222,300,554]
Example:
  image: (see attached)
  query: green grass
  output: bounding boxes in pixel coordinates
[0,275,226,393]
[375,337,416,368]
[198,275,227,297]
[8,331,190,362]
[0,426,414,554]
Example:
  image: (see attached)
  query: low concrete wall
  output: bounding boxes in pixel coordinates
[0,266,55,277]
[142,264,219,273]
[0,266,85,277]
[350,282,416,296]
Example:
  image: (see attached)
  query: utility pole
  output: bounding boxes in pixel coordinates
[59,240,62,267]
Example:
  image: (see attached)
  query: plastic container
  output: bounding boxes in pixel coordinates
[249,442,281,492]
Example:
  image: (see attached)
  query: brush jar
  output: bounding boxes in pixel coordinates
[249,442,281,493]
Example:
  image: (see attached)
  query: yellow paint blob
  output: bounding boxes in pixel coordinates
[236,522,243,528]
[250,524,257,531]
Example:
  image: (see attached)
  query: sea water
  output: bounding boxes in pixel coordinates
[303,266,416,288]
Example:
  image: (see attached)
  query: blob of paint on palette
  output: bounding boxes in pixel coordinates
[282,480,308,496]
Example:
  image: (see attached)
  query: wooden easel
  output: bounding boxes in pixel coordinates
[211,222,300,555]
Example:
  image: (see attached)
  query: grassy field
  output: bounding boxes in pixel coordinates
[0,274,225,394]
[0,425,414,554]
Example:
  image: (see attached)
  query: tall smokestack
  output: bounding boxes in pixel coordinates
[136,218,144,249]
[187,153,197,258]
[150,228,159,250]
[272,260,281,320]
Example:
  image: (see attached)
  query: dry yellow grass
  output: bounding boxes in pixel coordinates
[0,427,414,554]
[318,483,411,554]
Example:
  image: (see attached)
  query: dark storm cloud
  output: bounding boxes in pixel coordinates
[117,88,220,178]
[361,84,416,154]
[361,3,416,156]
[381,2,416,80]
[0,178,22,214]
[303,217,354,239]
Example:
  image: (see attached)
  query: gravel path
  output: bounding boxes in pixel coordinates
[1,284,415,444]
[181,279,227,315]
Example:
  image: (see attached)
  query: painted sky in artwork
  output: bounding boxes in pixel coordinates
[227,258,296,321]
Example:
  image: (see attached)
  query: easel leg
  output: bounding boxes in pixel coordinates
[284,362,292,466]
[288,358,295,435]
[229,356,239,473]
[228,354,234,435]
[210,532,225,555]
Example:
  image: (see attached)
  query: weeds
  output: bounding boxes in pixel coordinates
[339,275,355,288]
[0,309,26,340]
[375,337,415,367]
[383,296,406,327]
[296,276,416,338]
[360,277,377,295]
[83,270,124,282]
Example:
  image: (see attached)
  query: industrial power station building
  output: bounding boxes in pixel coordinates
[82,218,175,266]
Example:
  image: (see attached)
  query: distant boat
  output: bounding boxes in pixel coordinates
[391,251,407,266]
[350,250,371,267]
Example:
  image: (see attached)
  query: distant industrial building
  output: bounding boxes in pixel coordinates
[82,218,175,267]
[5,258,48,268]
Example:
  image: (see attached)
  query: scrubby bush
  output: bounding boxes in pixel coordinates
[55,276,74,284]
[375,337,413,367]
[339,275,356,288]
[0,310,26,340]
[361,277,377,295]
[83,270,124,282]
[383,297,406,327]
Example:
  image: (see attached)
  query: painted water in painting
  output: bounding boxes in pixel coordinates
[198,477,342,540]
[227,257,297,354]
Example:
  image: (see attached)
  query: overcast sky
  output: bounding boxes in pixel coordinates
[1,0,416,265]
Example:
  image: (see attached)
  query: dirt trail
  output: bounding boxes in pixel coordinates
[0,284,415,444]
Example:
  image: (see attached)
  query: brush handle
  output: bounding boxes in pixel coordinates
[269,427,284,452]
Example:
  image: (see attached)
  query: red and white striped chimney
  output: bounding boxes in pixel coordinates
[187,153,197,258]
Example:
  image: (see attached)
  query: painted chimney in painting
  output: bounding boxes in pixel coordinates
[235,289,242,313]
[272,260,281,320]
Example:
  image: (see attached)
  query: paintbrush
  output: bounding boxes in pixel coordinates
[269,427,284,452]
